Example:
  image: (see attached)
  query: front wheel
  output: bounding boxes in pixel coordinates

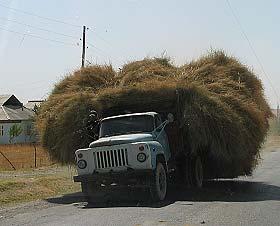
[81,182,89,198]
[150,162,167,201]
[81,182,107,203]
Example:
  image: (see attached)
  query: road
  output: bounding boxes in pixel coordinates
[1,149,279,226]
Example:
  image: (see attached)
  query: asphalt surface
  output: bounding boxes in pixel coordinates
[1,149,279,226]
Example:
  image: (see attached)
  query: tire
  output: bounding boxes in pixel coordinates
[150,161,167,201]
[191,156,203,188]
[81,182,88,193]
[81,182,90,201]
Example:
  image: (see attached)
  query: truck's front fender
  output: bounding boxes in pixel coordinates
[146,141,166,169]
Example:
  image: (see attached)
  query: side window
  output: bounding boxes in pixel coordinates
[0,125,4,136]
[155,115,162,128]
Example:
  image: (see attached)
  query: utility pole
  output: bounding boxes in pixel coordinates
[81,25,86,68]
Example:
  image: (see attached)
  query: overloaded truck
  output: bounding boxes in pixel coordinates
[73,111,204,201]
[38,53,269,202]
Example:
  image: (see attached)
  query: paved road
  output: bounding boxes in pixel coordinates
[1,149,280,226]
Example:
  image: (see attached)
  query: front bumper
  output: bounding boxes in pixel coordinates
[73,169,153,186]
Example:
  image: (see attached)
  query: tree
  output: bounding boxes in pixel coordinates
[9,124,23,143]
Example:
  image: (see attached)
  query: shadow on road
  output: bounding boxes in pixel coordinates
[46,180,280,208]
[46,192,85,205]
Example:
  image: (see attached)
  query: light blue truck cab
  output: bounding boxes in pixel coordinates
[74,112,175,201]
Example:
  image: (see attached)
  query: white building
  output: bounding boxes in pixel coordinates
[0,94,36,144]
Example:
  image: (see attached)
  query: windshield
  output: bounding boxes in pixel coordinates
[99,115,154,138]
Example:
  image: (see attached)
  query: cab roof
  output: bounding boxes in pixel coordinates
[102,112,158,121]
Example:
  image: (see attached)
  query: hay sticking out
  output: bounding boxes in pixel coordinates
[119,57,177,86]
[52,65,116,95]
[37,92,99,163]
[37,52,271,178]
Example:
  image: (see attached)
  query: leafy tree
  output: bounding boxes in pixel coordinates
[9,124,23,143]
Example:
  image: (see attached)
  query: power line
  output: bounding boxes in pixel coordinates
[88,29,132,59]
[89,30,119,50]
[87,42,124,65]
[0,17,80,39]
[0,3,81,28]
[225,0,280,104]
[0,25,77,46]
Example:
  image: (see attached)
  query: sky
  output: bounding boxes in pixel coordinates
[0,0,279,107]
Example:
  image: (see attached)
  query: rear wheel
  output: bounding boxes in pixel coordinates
[150,161,167,201]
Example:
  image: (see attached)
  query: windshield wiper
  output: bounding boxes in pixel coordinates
[102,130,147,138]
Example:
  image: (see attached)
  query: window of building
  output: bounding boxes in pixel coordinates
[0,125,4,136]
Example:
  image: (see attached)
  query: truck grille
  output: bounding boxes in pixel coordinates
[93,148,128,169]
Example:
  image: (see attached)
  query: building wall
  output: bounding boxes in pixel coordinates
[0,120,37,144]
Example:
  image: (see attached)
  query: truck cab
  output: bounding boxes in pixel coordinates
[74,112,174,201]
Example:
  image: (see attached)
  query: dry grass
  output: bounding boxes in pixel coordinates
[119,57,176,86]
[52,65,117,95]
[36,51,271,178]
[0,165,80,207]
[37,92,99,164]
[0,144,53,171]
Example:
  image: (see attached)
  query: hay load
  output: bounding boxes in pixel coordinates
[37,51,271,178]
[52,65,116,94]
[119,57,177,85]
[37,65,114,163]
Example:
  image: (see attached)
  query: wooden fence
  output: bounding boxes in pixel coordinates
[0,144,53,170]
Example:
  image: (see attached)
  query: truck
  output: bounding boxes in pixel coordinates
[73,111,204,202]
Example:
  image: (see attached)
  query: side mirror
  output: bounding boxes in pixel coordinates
[88,110,98,120]
[167,113,174,123]
[153,113,174,138]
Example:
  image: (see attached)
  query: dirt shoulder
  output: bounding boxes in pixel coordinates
[261,134,280,152]
[0,165,80,208]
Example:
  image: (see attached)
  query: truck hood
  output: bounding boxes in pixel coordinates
[89,133,154,148]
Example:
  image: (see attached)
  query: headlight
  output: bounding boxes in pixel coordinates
[77,160,87,169]
[137,153,147,162]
